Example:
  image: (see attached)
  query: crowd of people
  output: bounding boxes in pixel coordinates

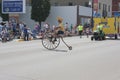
[0,20,92,43]
[0,21,34,42]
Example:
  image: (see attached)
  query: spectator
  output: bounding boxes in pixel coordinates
[23,25,29,41]
[85,28,90,38]
[34,23,40,33]
[0,22,4,41]
[77,23,83,38]
[64,22,68,31]
[43,23,50,32]
[70,24,73,32]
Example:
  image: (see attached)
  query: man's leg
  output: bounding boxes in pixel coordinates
[24,34,26,41]
[79,31,82,38]
[26,34,29,41]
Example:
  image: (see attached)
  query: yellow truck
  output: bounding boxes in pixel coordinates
[93,17,120,39]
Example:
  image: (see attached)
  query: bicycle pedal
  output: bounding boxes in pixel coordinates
[54,39,57,41]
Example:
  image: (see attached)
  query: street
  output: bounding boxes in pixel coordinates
[0,36,120,80]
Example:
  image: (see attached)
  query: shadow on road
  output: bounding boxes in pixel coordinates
[52,49,68,52]
[106,38,120,40]
[42,48,68,52]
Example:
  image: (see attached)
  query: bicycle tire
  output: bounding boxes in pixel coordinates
[42,32,60,50]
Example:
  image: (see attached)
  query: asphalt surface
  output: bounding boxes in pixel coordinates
[0,36,120,80]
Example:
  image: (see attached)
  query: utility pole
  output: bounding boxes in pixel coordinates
[91,0,94,28]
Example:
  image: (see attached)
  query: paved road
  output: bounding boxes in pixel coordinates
[0,36,120,80]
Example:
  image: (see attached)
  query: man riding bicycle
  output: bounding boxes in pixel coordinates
[42,16,72,50]
[52,16,65,42]
[55,16,65,35]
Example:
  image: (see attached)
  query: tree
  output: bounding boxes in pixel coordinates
[31,0,51,29]
[0,1,9,21]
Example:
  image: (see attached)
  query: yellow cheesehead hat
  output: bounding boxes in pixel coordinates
[57,16,63,22]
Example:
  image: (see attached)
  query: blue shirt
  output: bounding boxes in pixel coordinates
[0,25,3,33]
[24,27,28,34]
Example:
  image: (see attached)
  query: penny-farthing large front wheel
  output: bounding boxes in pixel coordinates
[42,34,60,50]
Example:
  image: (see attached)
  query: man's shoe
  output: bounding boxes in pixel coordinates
[54,38,57,41]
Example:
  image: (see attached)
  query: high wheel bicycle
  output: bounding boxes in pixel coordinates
[42,31,72,50]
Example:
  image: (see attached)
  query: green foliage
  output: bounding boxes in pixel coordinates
[0,2,9,21]
[31,0,51,23]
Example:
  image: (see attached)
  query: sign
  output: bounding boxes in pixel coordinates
[93,11,101,17]
[114,12,120,17]
[93,0,98,12]
[2,0,26,13]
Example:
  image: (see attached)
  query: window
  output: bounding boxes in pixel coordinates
[108,5,110,12]
[54,2,58,6]
[119,3,120,11]
[68,2,73,6]
[26,0,31,6]
[102,4,107,17]
[84,2,89,7]
[99,3,101,9]
[105,5,107,11]
[103,4,107,11]
[103,4,105,10]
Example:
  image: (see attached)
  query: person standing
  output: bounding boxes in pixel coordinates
[52,25,56,32]
[77,23,83,38]
[0,22,4,35]
[64,22,68,31]
[0,22,7,42]
[85,28,89,38]
[23,25,29,41]
[70,24,73,33]
[44,23,50,32]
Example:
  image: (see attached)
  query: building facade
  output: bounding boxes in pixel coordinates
[92,0,112,17]
[26,0,112,17]
[112,0,120,16]
[26,0,90,6]
[50,0,89,6]
[0,0,112,26]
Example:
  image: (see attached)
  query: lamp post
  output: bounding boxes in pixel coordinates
[89,0,94,28]
[91,0,94,28]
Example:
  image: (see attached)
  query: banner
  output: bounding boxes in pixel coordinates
[93,0,98,12]
[114,12,120,17]
[2,0,26,13]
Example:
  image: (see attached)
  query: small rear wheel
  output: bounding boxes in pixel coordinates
[68,46,72,50]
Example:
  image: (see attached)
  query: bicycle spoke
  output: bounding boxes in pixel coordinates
[42,32,60,50]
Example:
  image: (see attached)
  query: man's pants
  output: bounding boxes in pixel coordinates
[79,30,83,38]
[24,33,29,41]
